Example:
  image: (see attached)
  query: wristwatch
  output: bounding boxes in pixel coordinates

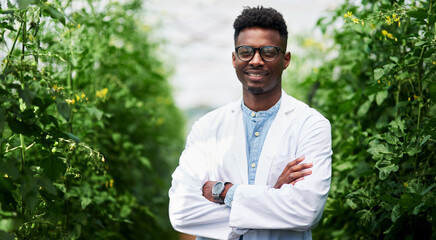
[212,181,228,203]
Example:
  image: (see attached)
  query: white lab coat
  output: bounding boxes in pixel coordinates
[169,91,332,240]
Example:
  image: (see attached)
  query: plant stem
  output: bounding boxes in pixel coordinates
[20,134,25,216]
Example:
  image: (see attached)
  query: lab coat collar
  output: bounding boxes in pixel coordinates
[229,90,297,185]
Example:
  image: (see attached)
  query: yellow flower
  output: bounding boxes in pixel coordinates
[385,16,393,25]
[65,98,75,104]
[344,11,353,19]
[96,88,108,98]
[53,85,64,92]
[110,179,114,188]
[81,93,85,99]
[361,21,365,27]
[75,94,81,101]
[382,30,395,40]
[352,18,359,24]
[413,95,419,100]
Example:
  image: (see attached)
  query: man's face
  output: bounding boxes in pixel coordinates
[232,27,291,95]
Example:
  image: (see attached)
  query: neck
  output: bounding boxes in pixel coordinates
[243,89,282,112]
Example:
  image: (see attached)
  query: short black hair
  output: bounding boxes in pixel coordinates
[233,6,288,46]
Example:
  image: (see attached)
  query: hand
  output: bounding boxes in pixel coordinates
[202,181,233,203]
[274,157,312,189]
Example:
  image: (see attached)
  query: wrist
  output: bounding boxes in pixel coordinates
[220,182,233,200]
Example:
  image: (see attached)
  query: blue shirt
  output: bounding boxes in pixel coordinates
[224,99,281,207]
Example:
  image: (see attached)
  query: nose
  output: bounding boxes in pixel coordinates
[249,50,264,66]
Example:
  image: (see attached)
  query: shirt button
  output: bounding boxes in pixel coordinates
[251,163,256,168]
[251,112,256,117]
[254,132,260,137]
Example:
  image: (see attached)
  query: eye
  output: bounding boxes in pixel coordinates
[261,47,277,58]
[238,47,253,58]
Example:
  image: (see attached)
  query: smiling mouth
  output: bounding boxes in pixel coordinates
[247,73,266,77]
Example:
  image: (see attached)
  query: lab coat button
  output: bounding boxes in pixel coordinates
[251,112,256,117]
[251,163,256,168]
[254,132,260,137]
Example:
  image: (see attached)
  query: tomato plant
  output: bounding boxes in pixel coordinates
[0,0,184,239]
[297,0,435,239]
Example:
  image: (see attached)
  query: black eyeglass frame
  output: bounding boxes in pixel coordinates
[235,45,286,62]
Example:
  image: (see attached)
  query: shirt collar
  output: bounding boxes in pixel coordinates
[241,97,282,117]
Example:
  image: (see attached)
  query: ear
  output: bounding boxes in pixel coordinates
[283,51,291,70]
[283,52,291,70]
[232,52,237,68]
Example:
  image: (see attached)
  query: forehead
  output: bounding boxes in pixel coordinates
[235,27,283,47]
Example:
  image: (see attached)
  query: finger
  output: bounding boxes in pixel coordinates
[280,157,305,176]
[291,177,304,185]
[285,156,305,169]
[286,169,312,183]
[289,162,313,173]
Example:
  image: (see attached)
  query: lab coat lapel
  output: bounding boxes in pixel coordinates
[229,101,249,184]
[255,93,295,186]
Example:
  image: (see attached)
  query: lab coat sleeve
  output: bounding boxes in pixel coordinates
[169,120,232,239]
[229,112,332,231]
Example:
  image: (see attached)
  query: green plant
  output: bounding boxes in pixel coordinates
[0,0,184,239]
[300,0,435,239]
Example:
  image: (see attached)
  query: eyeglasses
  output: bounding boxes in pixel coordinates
[235,45,285,62]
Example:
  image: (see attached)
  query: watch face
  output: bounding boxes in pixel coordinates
[212,182,223,193]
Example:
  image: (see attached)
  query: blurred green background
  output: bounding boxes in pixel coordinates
[0,0,434,239]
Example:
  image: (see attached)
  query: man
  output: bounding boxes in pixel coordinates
[169,6,332,240]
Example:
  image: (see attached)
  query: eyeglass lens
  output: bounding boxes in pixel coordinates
[237,46,279,62]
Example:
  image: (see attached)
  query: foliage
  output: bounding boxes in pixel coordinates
[299,0,435,239]
[0,0,184,239]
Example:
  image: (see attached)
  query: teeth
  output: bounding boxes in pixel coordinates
[248,73,264,76]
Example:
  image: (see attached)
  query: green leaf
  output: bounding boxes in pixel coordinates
[356,209,375,229]
[19,88,36,107]
[0,218,21,233]
[376,90,388,106]
[42,4,66,25]
[85,106,104,120]
[0,22,15,31]
[368,142,391,156]
[357,100,371,117]
[414,41,426,47]
[383,63,396,74]
[375,160,399,180]
[40,156,67,181]
[56,101,71,120]
[65,132,80,143]
[391,204,401,222]
[17,0,34,8]
[406,9,428,21]
[120,205,132,218]
[139,157,152,169]
[374,68,384,80]
[390,56,399,63]
[421,183,436,196]
[81,197,92,210]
